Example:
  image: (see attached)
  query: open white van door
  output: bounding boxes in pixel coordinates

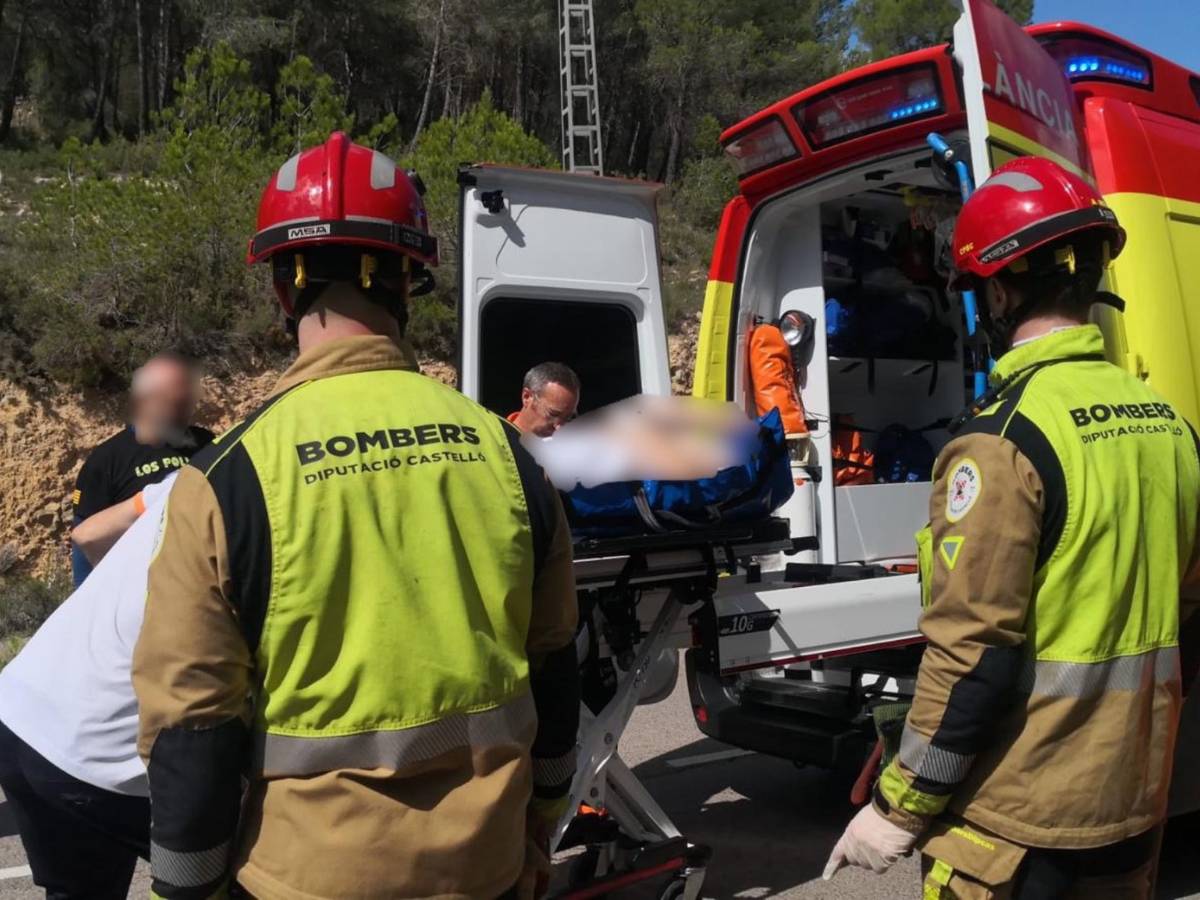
[456,164,671,415]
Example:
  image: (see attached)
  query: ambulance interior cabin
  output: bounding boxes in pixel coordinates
[476,297,641,417]
[736,147,971,565]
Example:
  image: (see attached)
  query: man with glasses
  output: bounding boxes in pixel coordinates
[509,362,581,437]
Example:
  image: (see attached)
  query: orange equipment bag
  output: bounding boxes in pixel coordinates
[833,417,875,486]
[748,325,807,435]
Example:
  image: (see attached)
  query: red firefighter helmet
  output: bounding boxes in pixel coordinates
[951,156,1125,282]
[248,132,438,315]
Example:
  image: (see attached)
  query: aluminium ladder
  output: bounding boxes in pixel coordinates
[558,0,604,175]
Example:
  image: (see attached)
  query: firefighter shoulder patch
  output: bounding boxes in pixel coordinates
[945,458,981,523]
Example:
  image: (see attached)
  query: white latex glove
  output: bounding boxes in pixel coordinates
[823,803,917,879]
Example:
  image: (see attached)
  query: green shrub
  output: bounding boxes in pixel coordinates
[656,195,718,331]
[671,154,738,231]
[0,635,28,670]
[0,569,70,641]
[0,59,559,383]
[6,143,277,386]
[0,44,282,387]
[398,90,557,358]
[271,56,355,156]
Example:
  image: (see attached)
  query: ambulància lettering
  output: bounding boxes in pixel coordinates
[295,422,481,465]
[986,54,1079,149]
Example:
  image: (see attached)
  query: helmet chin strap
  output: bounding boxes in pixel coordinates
[974,278,1028,354]
[975,244,1105,353]
[977,299,1028,354]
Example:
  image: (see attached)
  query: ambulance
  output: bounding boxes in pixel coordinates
[453,5,1200,877]
[680,0,1200,792]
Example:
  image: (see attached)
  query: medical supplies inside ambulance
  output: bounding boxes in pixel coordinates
[821,208,956,361]
[832,418,936,485]
[832,418,875,486]
[872,424,935,483]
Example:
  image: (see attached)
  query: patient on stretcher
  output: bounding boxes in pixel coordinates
[524,396,758,490]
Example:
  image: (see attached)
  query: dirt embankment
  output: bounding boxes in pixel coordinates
[0,367,282,576]
[0,323,699,577]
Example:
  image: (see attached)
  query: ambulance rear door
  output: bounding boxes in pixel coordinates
[951,0,1094,185]
[952,0,1134,361]
[457,164,671,416]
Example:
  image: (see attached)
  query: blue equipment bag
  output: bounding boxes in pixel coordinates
[563,408,794,536]
[872,423,936,483]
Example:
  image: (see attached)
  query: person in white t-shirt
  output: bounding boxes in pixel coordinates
[0,474,175,900]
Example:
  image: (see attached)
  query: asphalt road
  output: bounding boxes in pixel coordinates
[1,674,1198,898]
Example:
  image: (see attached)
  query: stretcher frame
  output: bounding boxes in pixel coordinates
[550,520,796,899]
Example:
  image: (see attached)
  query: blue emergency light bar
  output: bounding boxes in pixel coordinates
[889,99,941,121]
[1065,56,1148,84]
[1038,33,1154,90]
[794,63,944,148]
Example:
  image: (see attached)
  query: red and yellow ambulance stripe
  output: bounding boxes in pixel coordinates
[693,196,750,400]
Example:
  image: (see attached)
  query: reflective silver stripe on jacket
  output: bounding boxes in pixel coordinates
[150,840,230,889]
[532,747,578,789]
[894,647,1179,787]
[258,692,536,776]
[897,727,975,789]
[1028,646,1180,698]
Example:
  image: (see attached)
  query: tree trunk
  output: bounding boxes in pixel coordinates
[341,11,354,109]
[156,0,169,113]
[632,122,653,178]
[134,0,147,134]
[110,31,123,135]
[0,15,24,143]
[89,0,119,143]
[664,122,681,185]
[513,43,523,126]
[625,119,641,171]
[409,0,445,151]
[663,91,688,184]
[440,68,453,118]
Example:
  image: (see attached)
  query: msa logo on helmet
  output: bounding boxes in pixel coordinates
[957,241,975,258]
[979,239,1020,264]
[287,223,332,240]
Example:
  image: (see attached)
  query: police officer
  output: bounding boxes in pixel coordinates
[133,133,579,899]
[70,351,212,583]
[824,157,1200,897]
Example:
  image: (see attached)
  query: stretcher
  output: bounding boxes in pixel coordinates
[550,518,798,899]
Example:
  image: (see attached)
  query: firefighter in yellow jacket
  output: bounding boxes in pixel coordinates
[132,133,579,899]
[825,156,1200,897]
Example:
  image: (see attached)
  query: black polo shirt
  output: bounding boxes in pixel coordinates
[72,425,215,521]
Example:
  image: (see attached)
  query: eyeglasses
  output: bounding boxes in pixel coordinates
[532,393,577,425]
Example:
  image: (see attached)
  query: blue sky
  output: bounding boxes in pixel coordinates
[1033,0,1200,72]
